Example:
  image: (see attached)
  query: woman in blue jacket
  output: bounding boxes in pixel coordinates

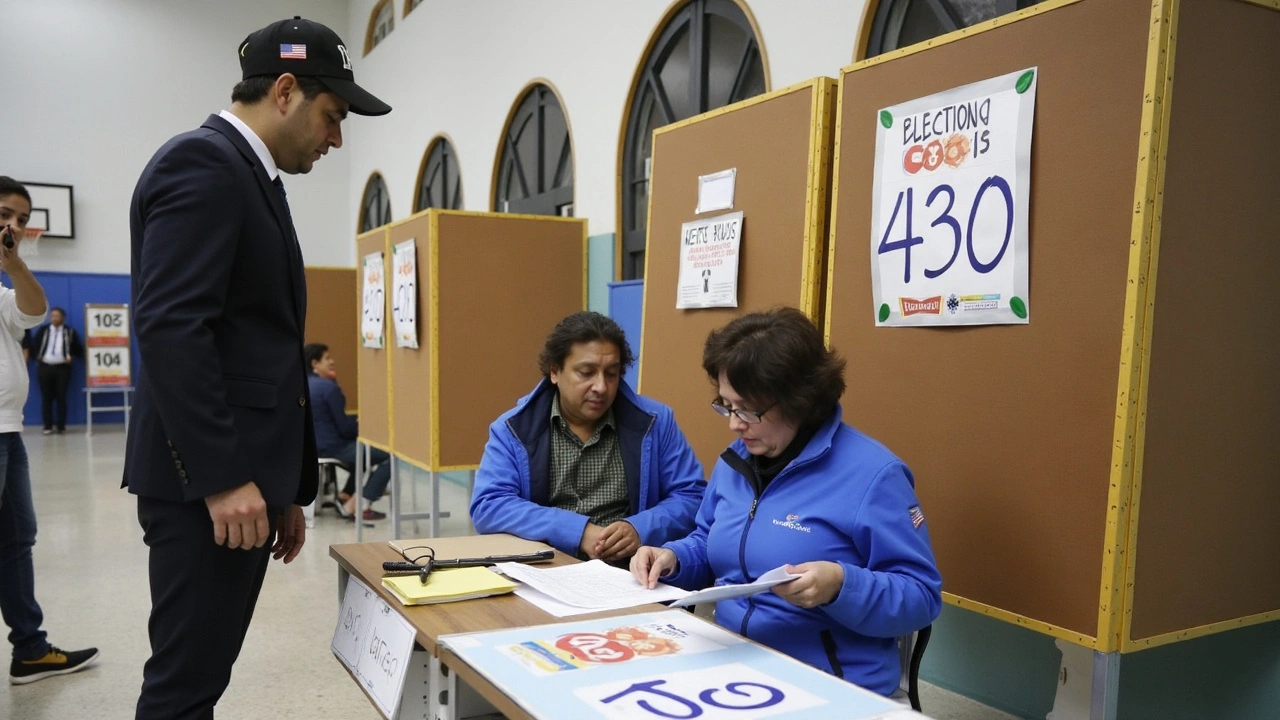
[631,307,942,696]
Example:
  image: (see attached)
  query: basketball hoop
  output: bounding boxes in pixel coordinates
[21,227,44,257]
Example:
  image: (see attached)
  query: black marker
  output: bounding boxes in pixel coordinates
[1,226,12,250]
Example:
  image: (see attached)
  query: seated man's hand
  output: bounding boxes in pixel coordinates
[594,520,641,563]
[579,522,606,559]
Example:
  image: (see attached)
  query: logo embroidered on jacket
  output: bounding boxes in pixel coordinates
[772,514,812,533]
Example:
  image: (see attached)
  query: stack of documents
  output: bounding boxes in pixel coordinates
[382,566,518,606]
[495,560,799,617]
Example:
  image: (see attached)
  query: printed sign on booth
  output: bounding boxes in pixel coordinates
[870,67,1037,326]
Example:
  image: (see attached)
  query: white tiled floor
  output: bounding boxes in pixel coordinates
[2,428,1020,720]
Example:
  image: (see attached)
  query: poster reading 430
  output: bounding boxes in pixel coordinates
[870,67,1037,327]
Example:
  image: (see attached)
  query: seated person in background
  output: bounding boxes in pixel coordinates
[470,312,704,563]
[305,343,389,521]
[630,307,942,697]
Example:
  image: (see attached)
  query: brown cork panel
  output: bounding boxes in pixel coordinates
[304,267,358,411]
[639,84,826,475]
[387,215,434,466]
[826,0,1152,637]
[1128,0,1280,641]
[355,230,390,447]
[435,213,587,467]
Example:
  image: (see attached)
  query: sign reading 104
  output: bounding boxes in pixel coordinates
[869,68,1037,327]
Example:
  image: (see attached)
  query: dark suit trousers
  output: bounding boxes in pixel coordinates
[135,496,278,720]
[37,363,72,430]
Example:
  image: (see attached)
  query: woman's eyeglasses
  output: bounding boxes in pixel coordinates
[710,399,773,425]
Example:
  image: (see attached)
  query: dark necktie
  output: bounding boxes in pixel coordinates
[272,176,296,238]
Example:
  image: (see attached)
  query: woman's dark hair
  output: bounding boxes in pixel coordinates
[538,312,634,377]
[303,343,329,370]
[231,75,328,105]
[702,307,846,428]
[0,176,31,204]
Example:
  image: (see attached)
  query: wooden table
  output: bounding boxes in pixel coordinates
[329,541,668,719]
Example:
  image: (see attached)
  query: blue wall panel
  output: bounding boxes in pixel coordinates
[607,280,644,392]
[7,271,133,427]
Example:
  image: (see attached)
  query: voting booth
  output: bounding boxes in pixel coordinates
[357,210,588,537]
[637,78,838,473]
[823,0,1280,676]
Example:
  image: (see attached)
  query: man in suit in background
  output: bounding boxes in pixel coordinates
[125,17,390,719]
[30,307,83,434]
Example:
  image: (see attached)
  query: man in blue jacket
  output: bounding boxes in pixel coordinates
[470,312,704,562]
[305,343,388,520]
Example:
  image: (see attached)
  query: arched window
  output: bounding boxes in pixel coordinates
[414,136,463,212]
[864,0,1046,58]
[359,173,392,232]
[619,0,768,280]
[365,0,395,55]
[493,83,574,217]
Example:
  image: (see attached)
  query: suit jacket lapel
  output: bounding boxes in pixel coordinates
[202,114,307,331]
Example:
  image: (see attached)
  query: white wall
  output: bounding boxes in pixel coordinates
[1,0,356,273]
[344,0,865,242]
[2,0,867,271]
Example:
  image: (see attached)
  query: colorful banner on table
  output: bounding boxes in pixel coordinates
[361,251,386,349]
[391,238,419,349]
[439,611,908,720]
[84,303,131,387]
[870,68,1037,326]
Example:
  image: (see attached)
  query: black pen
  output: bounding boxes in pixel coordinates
[381,550,554,576]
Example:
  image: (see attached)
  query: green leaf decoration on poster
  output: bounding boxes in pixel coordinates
[1010,296,1028,319]
[1015,70,1035,94]
[878,303,891,323]
[879,110,893,129]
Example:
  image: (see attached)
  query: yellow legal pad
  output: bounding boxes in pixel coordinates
[381,567,518,606]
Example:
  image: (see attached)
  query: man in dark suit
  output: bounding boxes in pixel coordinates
[30,307,83,434]
[125,17,390,719]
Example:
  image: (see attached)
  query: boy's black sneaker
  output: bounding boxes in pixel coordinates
[9,646,99,684]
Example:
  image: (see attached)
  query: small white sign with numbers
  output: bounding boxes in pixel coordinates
[87,346,131,387]
[391,239,419,349]
[84,303,132,387]
[361,251,386,349]
[871,67,1037,327]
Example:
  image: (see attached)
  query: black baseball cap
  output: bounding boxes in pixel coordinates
[239,16,391,117]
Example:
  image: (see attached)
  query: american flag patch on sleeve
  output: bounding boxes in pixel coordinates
[909,505,925,529]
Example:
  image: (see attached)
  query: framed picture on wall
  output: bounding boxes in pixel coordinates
[19,182,75,238]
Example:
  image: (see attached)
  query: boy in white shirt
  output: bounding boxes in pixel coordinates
[0,176,98,684]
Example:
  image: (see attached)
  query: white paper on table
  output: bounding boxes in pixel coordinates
[668,565,801,608]
[495,560,689,611]
[512,585,603,618]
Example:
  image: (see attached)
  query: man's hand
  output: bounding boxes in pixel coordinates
[271,505,306,563]
[579,522,606,559]
[771,561,845,609]
[630,546,678,589]
[594,521,641,563]
[205,482,269,550]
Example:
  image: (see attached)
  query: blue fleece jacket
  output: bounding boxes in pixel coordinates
[470,378,705,556]
[663,404,942,696]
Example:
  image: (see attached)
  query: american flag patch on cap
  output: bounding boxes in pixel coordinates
[909,505,925,529]
[280,44,307,59]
